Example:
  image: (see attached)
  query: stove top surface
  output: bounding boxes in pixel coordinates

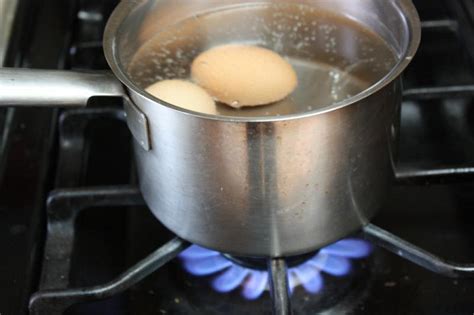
[1,0,474,314]
[58,184,474,315]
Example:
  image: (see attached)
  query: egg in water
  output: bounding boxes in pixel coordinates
[145,80,217,115]
[191,44,298,108]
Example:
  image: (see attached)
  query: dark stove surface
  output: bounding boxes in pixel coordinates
[1,0,474,315]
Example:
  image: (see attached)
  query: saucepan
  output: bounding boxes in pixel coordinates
[0,0,421,257]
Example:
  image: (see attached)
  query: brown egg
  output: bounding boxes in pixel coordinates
[191,45,298,108]
[146,80,216,114]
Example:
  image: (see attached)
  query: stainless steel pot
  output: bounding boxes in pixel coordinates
[0,0,420,257]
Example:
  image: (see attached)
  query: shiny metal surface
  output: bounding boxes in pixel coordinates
[0,0,421,257]
[0,68,154,150]
[105,0,420,256]
[123,98,151,151]
[130,81,402,256]
[0,68,124,106]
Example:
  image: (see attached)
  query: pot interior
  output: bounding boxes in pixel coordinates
[106,0,419,118]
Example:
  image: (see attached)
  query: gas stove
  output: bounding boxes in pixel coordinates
[1,0,474,314]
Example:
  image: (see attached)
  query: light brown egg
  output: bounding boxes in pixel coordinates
[191,45,298,108]
[146,80,217,114]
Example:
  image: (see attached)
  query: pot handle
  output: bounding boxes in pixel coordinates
[0,68,124,107]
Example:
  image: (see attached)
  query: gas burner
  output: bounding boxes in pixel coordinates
[179,239,372,300]
[223,251,318,271]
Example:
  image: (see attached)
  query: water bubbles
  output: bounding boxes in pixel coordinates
[329,70,341,83]
[329,70,343,101]
[127,1,395,112]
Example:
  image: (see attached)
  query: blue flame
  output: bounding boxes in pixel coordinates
[179,238,371,300]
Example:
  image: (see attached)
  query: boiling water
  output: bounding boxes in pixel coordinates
[128,3,397,117]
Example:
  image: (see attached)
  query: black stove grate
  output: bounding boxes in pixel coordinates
[28,186,474,315]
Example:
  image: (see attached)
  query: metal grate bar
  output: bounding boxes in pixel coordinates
[38,186,145,292]
[364,224,474,278]
[396,166,474,184]
[421,19,458,31]
[30,237,189,315]
[56,108,126,187]
[268,259,293,315]
[403,85,474,100]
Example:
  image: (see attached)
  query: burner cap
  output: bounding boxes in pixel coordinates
[223,251,319,271]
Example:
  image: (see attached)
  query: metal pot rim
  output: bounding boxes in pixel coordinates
[104,0,421,123]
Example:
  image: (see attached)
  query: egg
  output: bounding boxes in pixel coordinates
[145,80,217,114]
[191,44,298,108]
